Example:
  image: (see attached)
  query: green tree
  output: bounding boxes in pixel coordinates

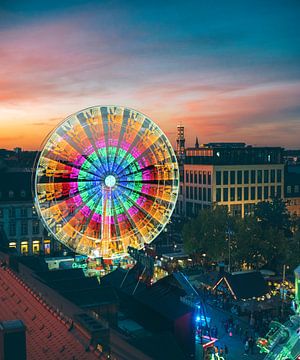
[254,197,291,236]
[183,206,232,261]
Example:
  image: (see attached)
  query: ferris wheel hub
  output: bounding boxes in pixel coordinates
[104,175,116,188]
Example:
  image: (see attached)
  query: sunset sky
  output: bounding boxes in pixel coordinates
[1,0,300,150]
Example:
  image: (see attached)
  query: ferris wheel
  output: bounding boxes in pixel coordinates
[35,106,179,259]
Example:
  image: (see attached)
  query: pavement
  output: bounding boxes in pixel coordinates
[201,304,265,360]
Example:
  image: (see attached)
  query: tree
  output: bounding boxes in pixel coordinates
[254,197,292,236]
[183,206,232,262]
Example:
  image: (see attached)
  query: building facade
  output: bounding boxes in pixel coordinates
[0,170,59,255]
[176,143,285,217]
[285,166,300,217]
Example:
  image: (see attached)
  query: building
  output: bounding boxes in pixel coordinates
[0,169,58,255]
[176,143,285,217]
[285,165,300,217]
[176,125,186,162]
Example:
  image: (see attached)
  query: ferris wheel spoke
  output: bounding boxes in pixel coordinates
[40,154,101,179]
[36,105,178,258]
[77,116,109,175]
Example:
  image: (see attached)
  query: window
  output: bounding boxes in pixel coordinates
[9,242,16,249]
[257,170,262,183]
[186,172,189,183]
[251,187,256,200]
[264,170,269,183]
[231,204,242,217]
[9,222,16,236]
[32,221,40,235]
[180,186,183,195]
[208,172,211,185]
[277,185,282,198]
[190,171,193,183]
[244,204,255,216]
[21,222,28,236]
[20,207,27,218]
[251,170,256,184]
[264,186,269,199]
[199,172,202,184]
[9,191,14,199]
[20,190,26,198]
[270,186,275,197]
[32,240,40,254]
[208,188,211,202]
[295,185,299,193]
[198,188,202,201]
[230,188,235,201]
[203,188,207,201]
[44,240,51,255]
[257,187,262,200]
[244,171,249,184]
[216,188,221,202]
[277,169,282,183]
[244,187,249,201]
[186,186,189,199]
[223,171,228,185]
[237,187,242,201]
[21,241,28,255]
[223,188,228,202]
[216,171,221,185]
[230,171,235,185]
[203,172,207,185]
[194,187,198,200]
[190,187,194,199]
[237,171,242,184]
[271,170,275,183]
[194,173,198,184]
[32,206,38,217]
[9,207,16,218]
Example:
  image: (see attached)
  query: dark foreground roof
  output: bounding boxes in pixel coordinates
[214,271,269,300]
[101,268,192,321]
[129,332,187,360]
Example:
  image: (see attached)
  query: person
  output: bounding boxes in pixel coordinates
[224,344,228,357]
[244,340,249,355]
[248,336,255,354]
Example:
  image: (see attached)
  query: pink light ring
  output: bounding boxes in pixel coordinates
[128,206,139,216]
[70,167,80,179]
[108,138,119,147]
[142,170,153,181]
[84,145,94,156]
[117,213,127,222]
[141,183,151,194]
[136,196,147,207]
[80,205,91,217]
[69,182,79,195]
[92,213,102,223]
[119,141,130,152]
[73,155,86,167]
[95,139,106,149]
[73,194,83,207]
[131,147,142,159]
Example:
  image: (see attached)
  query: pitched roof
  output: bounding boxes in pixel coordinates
[0,266,97,360]
[214,271,269,300]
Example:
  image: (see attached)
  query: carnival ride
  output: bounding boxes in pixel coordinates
[35,106,179,259]
[257,265,300,360]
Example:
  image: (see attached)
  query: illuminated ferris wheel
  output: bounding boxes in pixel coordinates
[35,106,179,259]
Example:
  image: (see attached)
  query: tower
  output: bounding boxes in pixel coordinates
[176,125,185,160]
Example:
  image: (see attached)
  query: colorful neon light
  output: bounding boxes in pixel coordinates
[35,106,179,259]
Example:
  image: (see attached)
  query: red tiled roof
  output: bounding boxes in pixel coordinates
[0,266,99,360]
